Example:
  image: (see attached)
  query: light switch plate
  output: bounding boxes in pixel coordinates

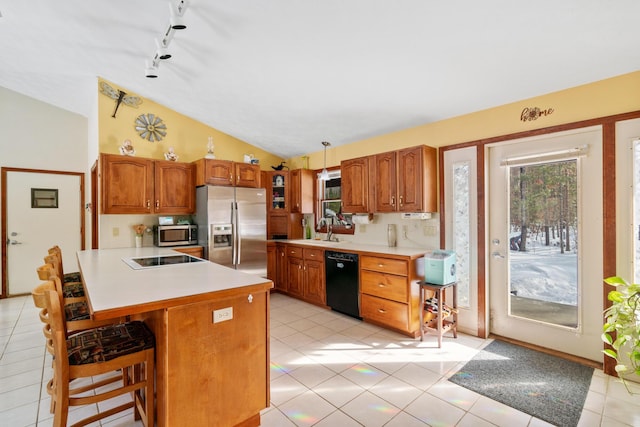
[213,307,233,323]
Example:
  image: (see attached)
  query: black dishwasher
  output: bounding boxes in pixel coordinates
[325,251,360,319]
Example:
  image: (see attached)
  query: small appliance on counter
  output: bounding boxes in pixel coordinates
[153,217,198,247]
[424,250,457,285]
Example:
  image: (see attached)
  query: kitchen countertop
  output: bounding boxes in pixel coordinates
[76,247,272,319]
[275,239,432,258]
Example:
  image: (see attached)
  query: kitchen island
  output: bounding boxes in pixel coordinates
[77,247,273,427]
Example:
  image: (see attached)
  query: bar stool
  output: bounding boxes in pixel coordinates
[43,288,155,427]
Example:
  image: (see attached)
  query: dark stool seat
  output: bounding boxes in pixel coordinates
[67,321,155,365]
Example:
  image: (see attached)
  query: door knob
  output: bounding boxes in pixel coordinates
[491,251,505,259]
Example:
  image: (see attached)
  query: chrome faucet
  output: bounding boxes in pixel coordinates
[326,224,334,242]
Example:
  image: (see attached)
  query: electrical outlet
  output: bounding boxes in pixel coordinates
[112,227,119,237]
[213,307,233,323]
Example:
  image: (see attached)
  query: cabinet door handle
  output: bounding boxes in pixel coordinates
[399,195,403,207]
[146,200,151,209]
[155,200,160,208]
[391,196,395,206]
[237,175,240,182]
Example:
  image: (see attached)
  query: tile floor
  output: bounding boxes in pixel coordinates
[2,292,640,426]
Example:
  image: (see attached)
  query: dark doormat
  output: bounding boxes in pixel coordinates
[448,340,594,427]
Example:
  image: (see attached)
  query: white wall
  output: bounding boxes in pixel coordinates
[0,86,88,285]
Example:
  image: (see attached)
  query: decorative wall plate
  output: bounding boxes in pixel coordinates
[135,113,167,142]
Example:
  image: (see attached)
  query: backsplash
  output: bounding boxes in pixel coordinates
[308,212,441,250]
[101,212,441,250]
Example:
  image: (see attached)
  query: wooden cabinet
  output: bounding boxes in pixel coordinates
[173,246,204,258]
[341,156,371,213]
[302,247,325,305]
[158,291,269,426]
[266,170,310,239]
[266,242,276,283]
[101,153,194,214]
[285,245,325,305]
[194,159,261,188]
[275,243,288,292]
[374,145,437,213]
[154,160,196,214]
[290,169,314,213]
[268,171,289,212]
[267,242,288,292]
[360,254,423,336]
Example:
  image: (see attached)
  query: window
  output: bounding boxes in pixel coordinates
[316,169,354,233]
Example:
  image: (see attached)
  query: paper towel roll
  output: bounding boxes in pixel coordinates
[352,214,372,224]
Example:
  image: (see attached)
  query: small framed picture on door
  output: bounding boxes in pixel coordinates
[31,188,58,208]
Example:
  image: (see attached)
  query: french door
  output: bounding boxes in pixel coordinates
[487,127,603,361]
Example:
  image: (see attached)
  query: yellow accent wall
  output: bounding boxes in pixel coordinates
[97,78,283,169]
[289,70,640,169]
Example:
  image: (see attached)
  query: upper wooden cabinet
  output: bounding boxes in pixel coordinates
[101,153,195,214]
[194,159,261,188]
[341,156,372,213]
[374,145,437,212]
[290,169,314,213]
[267,170,289,212]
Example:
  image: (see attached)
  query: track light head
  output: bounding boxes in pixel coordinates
[145,61,159,78]
[169,0,188,30]
[155,38,171,60]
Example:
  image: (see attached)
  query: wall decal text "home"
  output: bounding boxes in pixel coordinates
[520,107,554,122]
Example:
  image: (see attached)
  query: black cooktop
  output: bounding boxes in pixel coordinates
[124,254,205,269]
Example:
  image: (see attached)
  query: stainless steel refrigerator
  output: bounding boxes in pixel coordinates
[195,185,267,277]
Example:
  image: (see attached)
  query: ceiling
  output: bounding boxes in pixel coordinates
[1,1,639,159]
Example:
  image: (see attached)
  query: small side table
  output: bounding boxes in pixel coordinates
[419,281,458,347]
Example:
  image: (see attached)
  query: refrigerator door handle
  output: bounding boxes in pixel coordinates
[234,201,241,266]
[231,202,237,265]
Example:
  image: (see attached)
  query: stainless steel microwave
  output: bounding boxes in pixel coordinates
[153,224,197,247]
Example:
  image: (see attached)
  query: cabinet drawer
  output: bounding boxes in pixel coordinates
[361,294,409,331]
[287,246,303,258]
[361,270,407,303]
[361,256,407,276]
[303,248,323,261]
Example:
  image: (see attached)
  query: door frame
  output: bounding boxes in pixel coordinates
[1,167,85,298]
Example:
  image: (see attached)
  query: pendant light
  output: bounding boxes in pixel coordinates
[319,141,331,181]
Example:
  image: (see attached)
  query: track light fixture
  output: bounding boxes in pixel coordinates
[143,0,188,78]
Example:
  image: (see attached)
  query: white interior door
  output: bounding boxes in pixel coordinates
[6,171,82,295]
[487,127,603,362]
[443,146,479,336]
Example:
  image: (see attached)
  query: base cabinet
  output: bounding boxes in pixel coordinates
[279,244,325,305]
[149,291,269,426]
[360,254,422,336]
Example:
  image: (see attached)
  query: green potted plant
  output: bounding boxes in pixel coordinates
[602,276,640,393]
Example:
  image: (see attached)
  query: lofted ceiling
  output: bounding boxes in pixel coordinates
[1,1,639,159]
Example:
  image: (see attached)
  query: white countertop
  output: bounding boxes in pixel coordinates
[76,247,272,317]
[281,239,431,258]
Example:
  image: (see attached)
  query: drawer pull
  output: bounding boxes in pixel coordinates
[378,308,386,314]
[378,263,384,268]
[378,283,385,287]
